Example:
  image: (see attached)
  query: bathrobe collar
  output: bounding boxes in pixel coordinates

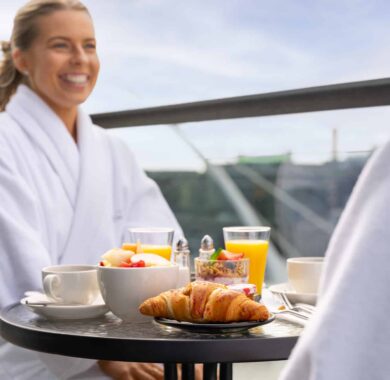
[6,85,114,263]
[61,108,115,263]
[6,85,79,207]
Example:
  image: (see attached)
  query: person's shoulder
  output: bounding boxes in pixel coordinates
[367,139,390,167]
[0,112,21,149]
[0,111,16,132]
[377,139,390,155]
[0,112,25,169]
[356,139,390,186]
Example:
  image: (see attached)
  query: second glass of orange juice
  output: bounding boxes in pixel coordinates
[223,226,271,296]
[124,227,174,261]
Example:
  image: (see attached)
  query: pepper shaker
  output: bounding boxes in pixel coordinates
[173,238,191,287]
[199,235,215,259]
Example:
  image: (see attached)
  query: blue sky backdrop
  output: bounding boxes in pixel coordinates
[1,1,390,170]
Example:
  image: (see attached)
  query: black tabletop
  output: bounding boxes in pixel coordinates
[0,303,302,364]
[0,304,302,363]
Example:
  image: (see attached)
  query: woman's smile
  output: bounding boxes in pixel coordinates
[59,73,91,88]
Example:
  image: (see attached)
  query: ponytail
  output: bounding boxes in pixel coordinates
[0,41,23,111]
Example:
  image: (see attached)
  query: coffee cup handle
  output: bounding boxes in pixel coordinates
[43,274,62,302]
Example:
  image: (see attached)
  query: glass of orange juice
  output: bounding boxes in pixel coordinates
[124,227,174,261]
[223,226,271,296]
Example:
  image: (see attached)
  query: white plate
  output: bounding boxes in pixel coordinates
[20,297,109,320]
[268,283,317,306]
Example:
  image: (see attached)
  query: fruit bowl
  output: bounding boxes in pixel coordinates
[97,264,179,322]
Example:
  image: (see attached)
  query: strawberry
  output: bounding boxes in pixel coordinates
[130,260,146,268]
[119,261,132,267]
[119,259,146,268]
[218,250,244,260]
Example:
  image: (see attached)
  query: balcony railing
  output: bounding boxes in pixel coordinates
[92,78,390,127]
[91,78,390,283]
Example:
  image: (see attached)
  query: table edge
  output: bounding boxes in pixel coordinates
[0,303,299,363]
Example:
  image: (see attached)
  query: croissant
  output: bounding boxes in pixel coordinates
[139,281,269,323]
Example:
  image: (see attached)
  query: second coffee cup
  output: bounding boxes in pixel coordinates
[287,257,324,294]
[42,265,100,305]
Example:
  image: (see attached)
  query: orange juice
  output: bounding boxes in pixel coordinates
[122,243,171,261]
[225,240,269,295]
[122,243,137,252]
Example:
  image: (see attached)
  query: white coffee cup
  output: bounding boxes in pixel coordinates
[287,257,324,294]
[42,265,100,304]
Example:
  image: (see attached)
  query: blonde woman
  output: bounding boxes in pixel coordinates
[0,1,181,379]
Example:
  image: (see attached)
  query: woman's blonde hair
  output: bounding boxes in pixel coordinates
[0,0,89,111]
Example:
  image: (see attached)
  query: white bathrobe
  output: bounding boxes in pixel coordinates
[0,85,182,379]
[280,140,390,379]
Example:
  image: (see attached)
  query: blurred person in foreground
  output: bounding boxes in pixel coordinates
[279,140,390,379]
[0,1,183,379]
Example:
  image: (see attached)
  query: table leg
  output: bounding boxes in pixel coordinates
[181,363,195,380]
[164,363,178,380]
[203,363,218,380]
[220,363,233,380]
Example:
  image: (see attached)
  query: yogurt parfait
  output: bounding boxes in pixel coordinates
[194,249,249,285]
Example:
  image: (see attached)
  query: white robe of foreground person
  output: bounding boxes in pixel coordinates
[0,85,182,380]
[279,140,390,380]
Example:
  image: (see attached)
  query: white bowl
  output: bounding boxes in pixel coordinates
[97,264,179,322]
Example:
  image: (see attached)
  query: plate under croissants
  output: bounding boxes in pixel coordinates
[154,316,275,333]
[139,281,273,330]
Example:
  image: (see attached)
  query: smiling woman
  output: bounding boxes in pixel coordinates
[0,1,86,107]
[0,1,182,380]
[2,1,99,140]
[15,10,99,135]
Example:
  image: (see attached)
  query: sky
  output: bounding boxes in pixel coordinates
[1,0,390,170]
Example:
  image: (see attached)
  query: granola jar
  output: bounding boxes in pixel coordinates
[194,257,249,285]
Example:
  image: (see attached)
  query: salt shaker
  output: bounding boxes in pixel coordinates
[173,238,191,287]
[199,235,215,259]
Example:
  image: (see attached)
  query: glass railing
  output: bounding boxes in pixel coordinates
[92,78,390,282]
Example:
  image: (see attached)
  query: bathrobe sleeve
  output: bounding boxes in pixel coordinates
[279,141,390,380]
[0,144,52,307]
[0,143,108,380]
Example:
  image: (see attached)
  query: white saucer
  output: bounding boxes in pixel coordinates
[268,283,317,306]
[21,296,109,320]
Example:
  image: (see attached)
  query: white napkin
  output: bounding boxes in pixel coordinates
[262,289,307,327]
[24,291,50,301]
[274,312,307,327]
[23,291,105,306]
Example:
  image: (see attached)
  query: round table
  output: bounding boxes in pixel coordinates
[0,304,302,380]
